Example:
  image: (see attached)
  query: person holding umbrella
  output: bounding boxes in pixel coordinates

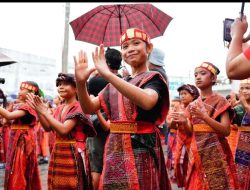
[74,28,171,189]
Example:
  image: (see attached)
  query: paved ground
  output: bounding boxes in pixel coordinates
[0,143,181,189]
[0,163,48,190]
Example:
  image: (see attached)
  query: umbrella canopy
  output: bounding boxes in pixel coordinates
[70,3,173,47]
[0,52,16,67]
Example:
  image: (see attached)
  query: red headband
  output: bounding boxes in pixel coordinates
[20,82,38,93]
[196,62,220,75]
[120,28,151,45]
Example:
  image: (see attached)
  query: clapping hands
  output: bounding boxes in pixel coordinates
[189,101,208,120]
[26,93,48,115]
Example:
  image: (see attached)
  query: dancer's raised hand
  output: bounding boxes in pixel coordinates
[74,50,96,83]
[92,44,112,79]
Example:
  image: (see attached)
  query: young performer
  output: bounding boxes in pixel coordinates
[74,28,171,189]
[3,81,42,190]
[173,62,239,189]
[172,84,199,188]
[166,97,181,179]
[232,78,250,190]
[27,73,96,190]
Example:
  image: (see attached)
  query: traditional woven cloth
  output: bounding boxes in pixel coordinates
[166,130,177,171]
[227,124,239,158]
[185,94,239,190]
[48,101,95,190]
[0,123,4,162]
[4,103,42,190]
[174,128,192,188]
[99,71,171,189]
[234,107,250,190]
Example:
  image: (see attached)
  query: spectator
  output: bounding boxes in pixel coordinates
[148,47,168,84]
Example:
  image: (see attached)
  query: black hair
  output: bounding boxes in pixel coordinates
[226,93,239,101]
[235,93,239,101]
[226,94,231,100]
[0,88,7,108]
[56,73,76,88]
[105,47,122,70]
[177,84,200,100]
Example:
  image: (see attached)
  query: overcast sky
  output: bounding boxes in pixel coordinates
[0,2,249,78]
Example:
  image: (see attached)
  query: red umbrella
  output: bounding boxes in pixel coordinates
[70,3,173,47]
[0,52,16,67]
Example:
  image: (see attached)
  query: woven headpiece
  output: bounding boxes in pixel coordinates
[20,82,38,93]
[240,78,250,84]
[56,73,76,87]
[196,62,220,75]
[120,28,150,45]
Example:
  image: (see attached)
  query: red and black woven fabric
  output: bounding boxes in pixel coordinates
[70,3,173,47]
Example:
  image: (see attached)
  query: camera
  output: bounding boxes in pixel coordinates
[0,78,5,84]
[223,18,234,43]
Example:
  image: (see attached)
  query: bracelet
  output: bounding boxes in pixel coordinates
[243,46,250,60]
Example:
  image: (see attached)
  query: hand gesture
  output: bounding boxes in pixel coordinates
[26,93,48,115]
[189,102,207,120]
[169,111,187,125]
[74,50,96,83]
[239,91,248,107]
[92,44,112,79]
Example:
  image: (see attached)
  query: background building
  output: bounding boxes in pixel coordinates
[0,48,57,99]
[0,47,233,102]
[168,75,232,99]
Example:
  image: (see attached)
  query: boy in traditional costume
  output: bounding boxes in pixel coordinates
[74,28,171,189]
[27,73,96,190]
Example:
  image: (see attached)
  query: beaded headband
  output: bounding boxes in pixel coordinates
[196,62,220,75]
[120,28,151,45]
[240,78,250,84]
[20,82,38,93]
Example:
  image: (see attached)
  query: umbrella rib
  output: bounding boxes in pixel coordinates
[102,5,118,16]
[101,5,118,45]
[129,4,165,35]
[120,5,131,33]
[72,5,113,40]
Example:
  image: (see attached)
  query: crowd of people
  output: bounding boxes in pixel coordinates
[0,13,249,190]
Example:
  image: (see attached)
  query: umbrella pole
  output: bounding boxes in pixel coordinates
[240,2,245,20]
[118,5,122,35]
[241,2,250,43]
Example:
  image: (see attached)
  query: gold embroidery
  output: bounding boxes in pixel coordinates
[193,124,216,132]
[11,124,29,130]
